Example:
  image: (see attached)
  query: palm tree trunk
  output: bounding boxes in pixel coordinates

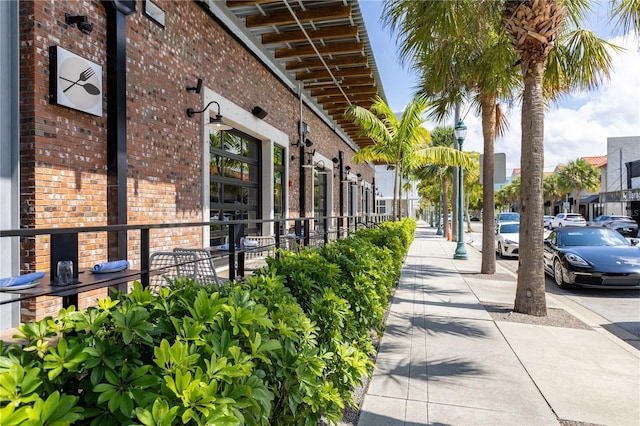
[442,180,450,238]
[514,59,547,317]
[397,162,404,220]
[480,93,497,274]
[392,167,398,220]
[465,191,472,232]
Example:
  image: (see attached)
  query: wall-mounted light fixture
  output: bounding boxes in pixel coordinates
[303,149,316,166]
[342,165,352,182]
[186,78,203,93]
[187,100,232,131]
[252,106,268,119]
[65,13,93,34]
[292,138,313,148]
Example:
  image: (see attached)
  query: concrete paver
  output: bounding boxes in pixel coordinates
[357,221,640,426]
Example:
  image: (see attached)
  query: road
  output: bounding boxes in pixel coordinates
[464,225,640,342]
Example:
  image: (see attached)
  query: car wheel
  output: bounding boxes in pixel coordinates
[553,259,568,289]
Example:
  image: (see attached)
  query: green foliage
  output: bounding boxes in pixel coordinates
[0,221,412,425]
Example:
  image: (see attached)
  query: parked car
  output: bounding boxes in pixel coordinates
[543,227,640,289]
[550,213,586,229]
[495,212,520,224]
[495,221,519,258]
[587,215,639,237]
[439,213,453,226]
[543,215,555,229]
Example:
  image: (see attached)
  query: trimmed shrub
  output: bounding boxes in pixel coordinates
[0,220,414,425]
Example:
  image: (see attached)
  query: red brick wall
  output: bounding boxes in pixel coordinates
[18,0,373,321]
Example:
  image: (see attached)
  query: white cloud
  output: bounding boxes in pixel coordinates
[472,32,640,174]
[362,0,640,176]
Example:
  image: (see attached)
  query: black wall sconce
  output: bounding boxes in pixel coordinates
[292,138,313,148]
[343,165,352,182]
[187,100,232,131]
[252,106,268,119]
[186,78,203,94]
[303,149,316,166]
[65,14,93,34]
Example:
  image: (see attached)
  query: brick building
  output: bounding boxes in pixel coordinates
[0,0,385,330]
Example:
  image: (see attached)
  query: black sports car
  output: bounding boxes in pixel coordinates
[543,227,640,289]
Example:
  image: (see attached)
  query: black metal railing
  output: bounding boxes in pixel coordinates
[0,214,393,310]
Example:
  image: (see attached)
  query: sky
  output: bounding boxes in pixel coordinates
[359,1,640,176]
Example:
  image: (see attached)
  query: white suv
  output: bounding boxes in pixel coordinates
[551,213,586,229]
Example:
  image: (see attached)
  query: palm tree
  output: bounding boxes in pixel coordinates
[463,154,482,232]
[543,173,565,215]
[345,95,469,221]
[411,127,461,237]
[385,0,626,315]
[502,0,618,316]
[384,0,519,274]
[557,158,601,213]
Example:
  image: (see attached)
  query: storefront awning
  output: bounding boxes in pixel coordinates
[580,194,600,203]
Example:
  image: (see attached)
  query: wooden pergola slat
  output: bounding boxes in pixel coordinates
[311,85,377,97]
[275,42,363,59]
[262,24,358,45]
[297,68,372,80]
[245,5,351,28]
[286,54,368,71]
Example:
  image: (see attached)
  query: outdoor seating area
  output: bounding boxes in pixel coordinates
[0,215,393,328]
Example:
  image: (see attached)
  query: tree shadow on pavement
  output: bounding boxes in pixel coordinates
[381,314,487,342]
[400,263,460,278]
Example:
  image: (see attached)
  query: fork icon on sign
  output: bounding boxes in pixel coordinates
[63,67,95,93]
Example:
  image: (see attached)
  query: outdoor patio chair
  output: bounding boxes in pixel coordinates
[173,248,223,286]
[241,235,276,270]
[148,250,198,291]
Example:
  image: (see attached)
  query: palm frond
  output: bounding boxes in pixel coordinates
[609,0,640,38]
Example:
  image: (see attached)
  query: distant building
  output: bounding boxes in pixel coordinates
[374,165,420,219]
[602,136,640,219]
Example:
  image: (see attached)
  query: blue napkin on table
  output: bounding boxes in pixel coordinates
[92,260,129,272]
[0,272,45,288]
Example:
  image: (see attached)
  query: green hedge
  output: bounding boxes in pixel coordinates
[0,219,415,425]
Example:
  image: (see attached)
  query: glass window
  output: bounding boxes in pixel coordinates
[274,146,285,219]
[209,129,261,243]
[314,169,328,230]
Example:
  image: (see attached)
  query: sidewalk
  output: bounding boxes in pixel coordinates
[357,221,640,426]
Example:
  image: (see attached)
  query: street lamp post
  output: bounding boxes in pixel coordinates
[453,119,468,260]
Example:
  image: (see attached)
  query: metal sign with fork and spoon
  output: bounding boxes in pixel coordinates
[50,46,102,116]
